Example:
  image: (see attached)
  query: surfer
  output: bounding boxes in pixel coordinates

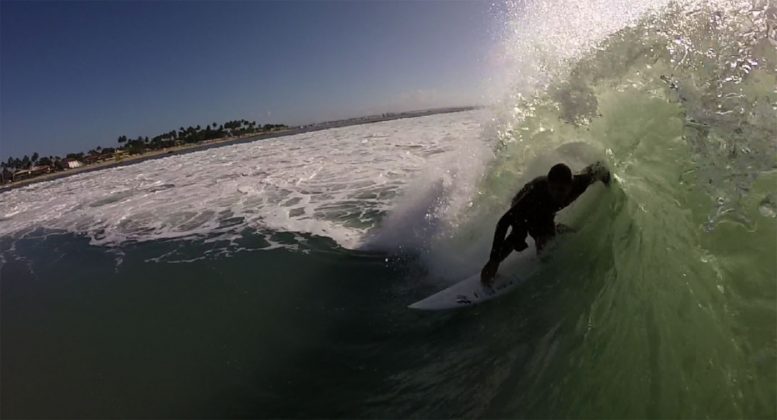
[481,162,611,285]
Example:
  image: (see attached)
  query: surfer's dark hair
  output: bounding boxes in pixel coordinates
[548,163,572,184]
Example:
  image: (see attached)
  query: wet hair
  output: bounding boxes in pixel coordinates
[548,163,572,184]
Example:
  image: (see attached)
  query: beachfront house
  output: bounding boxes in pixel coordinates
[10,165,52,182]
[83,154,103,165]
[65,159,84,169]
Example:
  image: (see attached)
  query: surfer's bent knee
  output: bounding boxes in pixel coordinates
[513,240,528,252]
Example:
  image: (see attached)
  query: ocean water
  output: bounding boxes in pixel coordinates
[2,0,776,418]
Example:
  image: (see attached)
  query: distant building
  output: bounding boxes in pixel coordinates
[11,165,51,181]
[65,159,83,169]
[30,165,51,175]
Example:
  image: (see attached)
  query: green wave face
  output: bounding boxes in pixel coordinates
[446,1,777,417]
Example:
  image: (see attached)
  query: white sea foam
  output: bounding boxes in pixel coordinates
[0,111,491,251]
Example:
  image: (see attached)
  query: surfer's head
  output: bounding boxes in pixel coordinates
[547,163,573,203]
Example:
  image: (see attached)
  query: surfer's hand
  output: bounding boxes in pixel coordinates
[481,261,498,286]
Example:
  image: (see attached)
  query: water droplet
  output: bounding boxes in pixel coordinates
[758,196,776,218]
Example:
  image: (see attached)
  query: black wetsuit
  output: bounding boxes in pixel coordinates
[489,163,609,262]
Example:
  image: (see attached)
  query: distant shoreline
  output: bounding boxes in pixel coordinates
[0,106,480,194]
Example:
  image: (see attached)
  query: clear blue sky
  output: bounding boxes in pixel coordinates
[0,1,496,159]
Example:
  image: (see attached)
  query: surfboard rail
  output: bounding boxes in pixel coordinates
[408,272,524,311]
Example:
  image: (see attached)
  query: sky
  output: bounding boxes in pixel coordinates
[0,1,498,159]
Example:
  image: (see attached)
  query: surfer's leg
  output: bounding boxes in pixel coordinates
[508,225,529,253]
[490,227,528,264]
[529,222,556,255]
[491,242,513,262]
[510,235,529,253]
[491,232,524,263]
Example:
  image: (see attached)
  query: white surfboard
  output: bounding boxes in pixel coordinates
[408,272,525,311]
